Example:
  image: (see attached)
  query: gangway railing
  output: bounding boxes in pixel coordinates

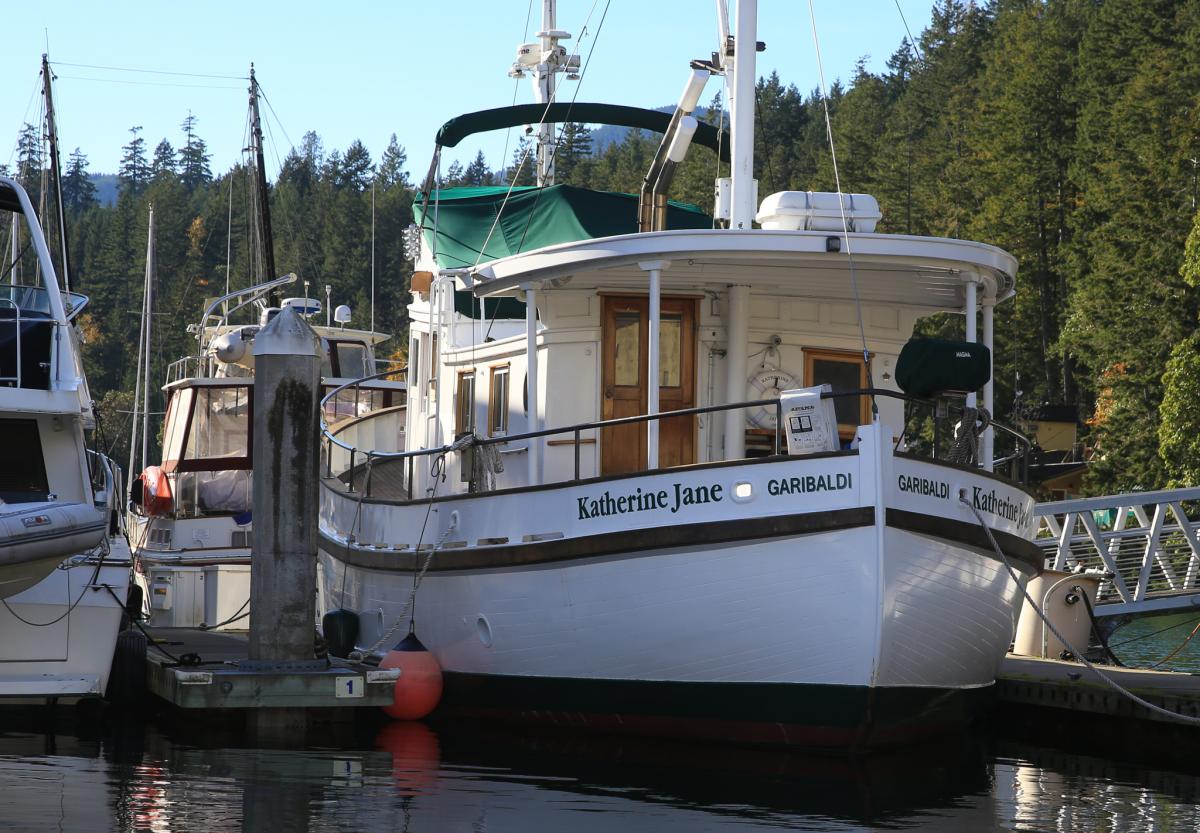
[1035,487,1200,617]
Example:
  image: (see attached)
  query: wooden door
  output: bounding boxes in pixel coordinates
[600,296,696,475]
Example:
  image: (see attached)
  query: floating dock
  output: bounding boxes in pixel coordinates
[996,652,1200,725]
[143,627,397,711]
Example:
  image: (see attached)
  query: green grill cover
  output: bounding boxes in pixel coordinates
[895,339,991,397]
[414,184,712,270]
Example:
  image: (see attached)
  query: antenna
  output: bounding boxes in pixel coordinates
[371,180,376,332]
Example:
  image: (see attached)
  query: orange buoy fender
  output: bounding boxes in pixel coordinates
[140,466,173,516]
[379,632,443,720]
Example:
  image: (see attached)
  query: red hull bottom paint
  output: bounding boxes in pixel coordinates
[436,673,993,748]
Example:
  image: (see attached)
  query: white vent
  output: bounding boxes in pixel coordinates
[756,191,881,233]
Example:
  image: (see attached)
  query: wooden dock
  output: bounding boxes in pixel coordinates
[143,627,397,711]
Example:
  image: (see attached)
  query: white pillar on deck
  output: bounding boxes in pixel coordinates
[723,284,750,460]
[965,279,978,411]
[525,287,540,485]
[982,299,995,471]
[640,261,668,469]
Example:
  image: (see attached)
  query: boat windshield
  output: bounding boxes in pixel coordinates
[0,285,89,321]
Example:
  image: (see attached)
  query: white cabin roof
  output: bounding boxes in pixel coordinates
[468,229,1017,310]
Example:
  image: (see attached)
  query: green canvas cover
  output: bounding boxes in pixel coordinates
[414,184,713,270]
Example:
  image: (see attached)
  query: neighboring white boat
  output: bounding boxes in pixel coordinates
[315,1,1042,746]
[0,168,128,698]
[126,68,405,631]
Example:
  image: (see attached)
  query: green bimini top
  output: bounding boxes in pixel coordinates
[414,184,713,271]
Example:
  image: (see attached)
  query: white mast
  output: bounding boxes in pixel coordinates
[510,0,577,186]
[722,0,757,460]
[128,205,155,484]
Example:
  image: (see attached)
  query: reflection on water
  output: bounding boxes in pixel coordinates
[0,709,1198,832]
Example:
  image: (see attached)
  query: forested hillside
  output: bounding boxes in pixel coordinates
[5,0,1199,495]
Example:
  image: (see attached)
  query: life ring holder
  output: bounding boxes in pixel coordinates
[746,367,799,429]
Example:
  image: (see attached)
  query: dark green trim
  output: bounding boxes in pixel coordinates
[436,103,731,161]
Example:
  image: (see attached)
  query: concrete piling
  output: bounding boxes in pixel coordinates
[248,304,321,684]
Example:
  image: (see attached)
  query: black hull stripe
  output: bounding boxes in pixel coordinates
[323,506,875,571]
[437,672,993,748]
[321,505,1038,574]
[885,508,1042,573]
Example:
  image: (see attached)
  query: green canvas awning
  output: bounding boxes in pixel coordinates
[414,184,713,271]
[435,103,731,162]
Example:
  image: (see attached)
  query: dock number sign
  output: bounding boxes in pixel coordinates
[335,675,365,698]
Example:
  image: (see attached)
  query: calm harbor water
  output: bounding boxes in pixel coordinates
[1,615,1199,833]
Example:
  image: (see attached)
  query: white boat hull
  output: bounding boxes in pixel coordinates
[318,427,1038,745]
[0,550,130,699]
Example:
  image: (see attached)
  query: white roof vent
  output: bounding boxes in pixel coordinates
[756,191,881,233]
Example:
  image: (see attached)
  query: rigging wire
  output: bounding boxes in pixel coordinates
[53,75,243,91]
[806,0,876,418]
[49,60,247,80]
[498,0,539,179]
[892,0,925,64]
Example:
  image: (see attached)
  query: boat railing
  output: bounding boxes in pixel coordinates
[191,273,297,362]
[166,355,216,385]
[320,374,1033,501]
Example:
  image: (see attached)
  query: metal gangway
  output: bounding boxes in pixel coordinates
[1034,486,1200,617]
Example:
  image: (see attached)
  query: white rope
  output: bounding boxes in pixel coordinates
[961,495,1200,726]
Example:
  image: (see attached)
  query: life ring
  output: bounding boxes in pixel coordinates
[139,466,174,516]
[746,368,799,429]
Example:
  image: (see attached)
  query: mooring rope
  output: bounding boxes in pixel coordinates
[961,494,1200,726]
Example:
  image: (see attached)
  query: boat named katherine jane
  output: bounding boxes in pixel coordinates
[316,0,1042,746]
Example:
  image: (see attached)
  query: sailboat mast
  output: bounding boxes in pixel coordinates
[41,54,72,292]
[142,206,155,471]
[248,65,278,303]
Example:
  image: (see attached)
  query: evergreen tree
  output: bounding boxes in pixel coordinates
[151,139,177,180]
[15,122,41,199]
[62,148,97,212]
[555,122,593,184]
[377,134,409,189]
[506,138,536,187]
[118,126,150,195]
[178,112,212,191]
[462,150,493,186]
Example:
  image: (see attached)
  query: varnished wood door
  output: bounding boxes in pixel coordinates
[600,296,696,475]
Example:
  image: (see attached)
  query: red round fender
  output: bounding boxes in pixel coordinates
[140,466,173,516]
[379,632,443,720]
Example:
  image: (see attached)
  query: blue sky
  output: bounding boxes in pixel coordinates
[3,1,931,180]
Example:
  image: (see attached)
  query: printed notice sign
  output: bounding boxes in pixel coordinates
[779,385,838,455]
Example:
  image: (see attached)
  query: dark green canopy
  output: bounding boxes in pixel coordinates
[414,184,712,271]
[435,103,731,162]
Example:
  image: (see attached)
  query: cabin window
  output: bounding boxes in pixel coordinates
[184,386,251,464]
[455,371,475,436]
[334,341,369,378]
[804,349,869,439]
[161,388,195,466]
[614,312,640,386]
[659,313,682,387]
[488,365,510,436]
[428,334,439,397]
[0,419,48,502]
[408,338,420,392]
[322,385,386,422]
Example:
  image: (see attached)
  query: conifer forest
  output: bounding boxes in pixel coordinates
[5,0,1200,497]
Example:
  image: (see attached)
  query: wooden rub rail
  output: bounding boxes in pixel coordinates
[1034,486,1200,617]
